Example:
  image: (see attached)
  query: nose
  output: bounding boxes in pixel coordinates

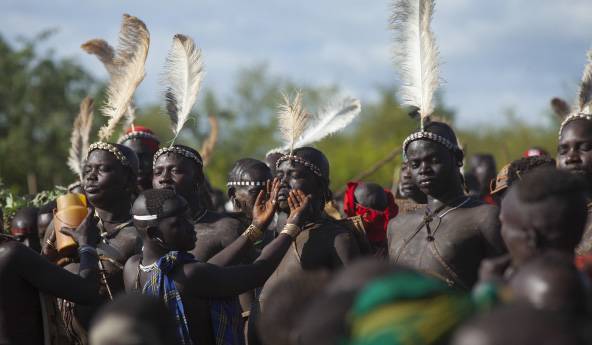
[418,162,432,175]
[157,169,173,185]
[85,168,98,182]
[565,149,582,164]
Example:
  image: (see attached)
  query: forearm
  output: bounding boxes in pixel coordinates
[208,236,252,267]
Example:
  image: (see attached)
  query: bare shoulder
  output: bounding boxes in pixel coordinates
[197,212,243,235]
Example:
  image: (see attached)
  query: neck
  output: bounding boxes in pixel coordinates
[185,191,204,217]
[427,184,466,208]
[141,240,170,265]
[95,200,131,222]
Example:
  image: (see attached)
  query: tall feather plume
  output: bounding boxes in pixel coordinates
[68,97,94,179]
[82,38,137,128]
[578,49,592,114]
[390,0,441,129]
[98,14,149,141]
[163,34,204,143]
[294,97,361,148]
[277,91,310,155]
[200,116,219,166]
[550,97,571,121]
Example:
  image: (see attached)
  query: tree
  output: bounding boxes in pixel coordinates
[0,32,98,193]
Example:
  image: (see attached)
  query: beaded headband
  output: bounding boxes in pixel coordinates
[227,181,267,187]
[153,146,203,167]
[117,130,160,144]
[402,131,461,160]
[558,113,592,139]
[275,154,323,178]
[88,142,130,167]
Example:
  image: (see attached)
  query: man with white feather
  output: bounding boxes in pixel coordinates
[386,0,504,289]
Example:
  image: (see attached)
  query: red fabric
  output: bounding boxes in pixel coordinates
[482,194,496,205]
[125,125,159,152]
[575,255,592,281]
[522,148,549,158]
[343,181,398,243]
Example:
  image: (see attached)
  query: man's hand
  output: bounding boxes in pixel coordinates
[60,207,100,248]
[286,189,312,228]
[251,178,280,229]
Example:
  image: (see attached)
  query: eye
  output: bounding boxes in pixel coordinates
[581,143,592,151]
[410,161,419,169]
[557,145,568,155]
[99,165,112,173]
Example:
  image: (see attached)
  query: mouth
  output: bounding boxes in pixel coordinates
[84,185,100,194]
[278,188,290,201]
[417,178,435,187]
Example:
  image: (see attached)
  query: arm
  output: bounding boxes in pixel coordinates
[185,233,294,298]
[478,205,506,257]
[333,230,360,267]
[208,179,280,267]
[11,241,101,304]
[185,188,311,298]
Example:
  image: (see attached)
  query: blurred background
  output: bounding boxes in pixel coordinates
[1,0,591,195]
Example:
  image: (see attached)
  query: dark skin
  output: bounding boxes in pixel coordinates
[557,119,592,253]
[469,154,497,197]
[43,150,142,327]
[37,212,53,242]
[0,208,101,345]
[354,183,387,210]
[397,161,427,204]
[509,252,586,315]
[121,138,156,193]
[11,209,41,253]
[479,188,583,283]
[257,159,359,309]
[124,188,311,345]
[153,152,245,263]
[229,169,273,219]
[388,140,504,289]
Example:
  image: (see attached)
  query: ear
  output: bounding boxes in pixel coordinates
[227,187,236,200]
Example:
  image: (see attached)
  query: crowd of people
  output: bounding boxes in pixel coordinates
[3,2,592,345]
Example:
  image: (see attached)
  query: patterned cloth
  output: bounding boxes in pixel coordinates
[142,251,244,345]
[344,271,486,345]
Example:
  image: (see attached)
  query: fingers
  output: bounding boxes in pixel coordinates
[82,206,97,225]
[266,179,272,196]
[254,189,265,207]
[269,178,280,203]
[287,191,297,211]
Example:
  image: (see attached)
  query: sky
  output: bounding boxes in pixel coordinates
[2,0,592,128]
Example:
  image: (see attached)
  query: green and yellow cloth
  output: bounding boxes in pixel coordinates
[344,271,501,345]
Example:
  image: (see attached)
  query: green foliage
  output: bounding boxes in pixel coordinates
[0,32,98,194]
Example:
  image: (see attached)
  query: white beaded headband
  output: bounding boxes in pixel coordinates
[88,142,130,167]
[402,131,461,160]
[227,181,267,187]
[275,154,323,178]
[118,131,160,144]
[558,113,592,139]
[153,146,203,167]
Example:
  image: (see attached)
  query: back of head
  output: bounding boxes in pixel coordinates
[353,182,388,210]
[89,293,179,345]
[132,189,187,231]
[451,305,586,345]
[507,155,556,188]
[291,147,330,182]
[513,167,587,250]
[510,251,587,315]
[257,270,332,345]
[227,158,272,184]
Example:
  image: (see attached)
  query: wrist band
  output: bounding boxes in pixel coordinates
[280,223,301,239]
[241,224,263,243]
[78,245,98,257]
[45,239,56,249]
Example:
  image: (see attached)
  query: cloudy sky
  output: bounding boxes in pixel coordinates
[2,0,591,128]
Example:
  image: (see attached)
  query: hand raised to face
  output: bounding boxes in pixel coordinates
[251,178,280,229]
[286,189,312,228]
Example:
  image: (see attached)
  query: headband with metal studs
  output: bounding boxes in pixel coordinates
[88,142,130,167]
[153,146,203,167]
[275,154,323,178]
[402,131,461,160]
[118,130,160,145]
